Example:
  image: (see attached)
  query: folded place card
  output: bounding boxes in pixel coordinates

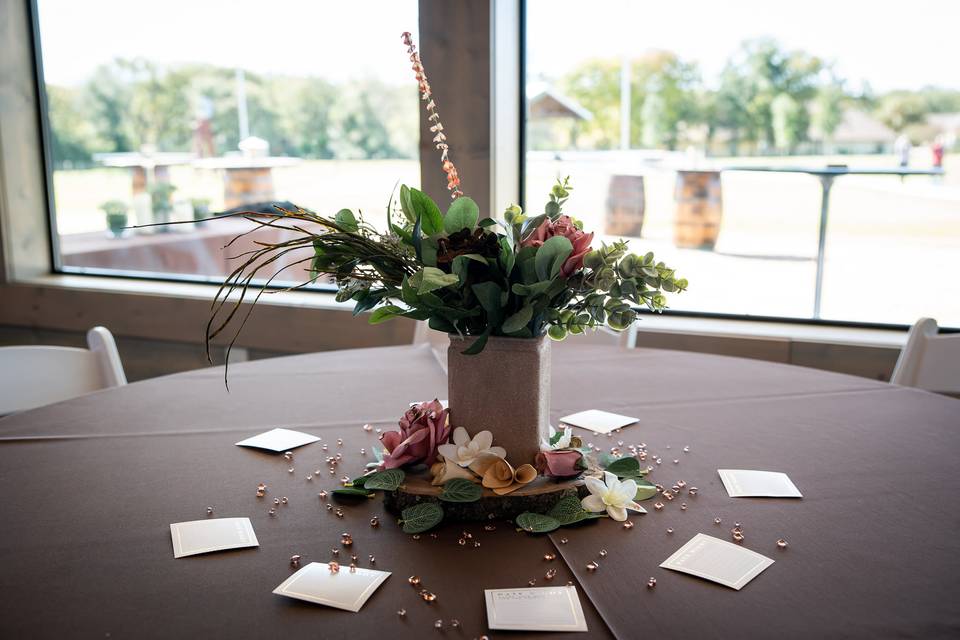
[558,409,638,434]
[485,586,588,632]
[235,428,320,453]
[717,469,803,498]
[660,533,774,590]
[273,562,391,612]
[170,517,259,558]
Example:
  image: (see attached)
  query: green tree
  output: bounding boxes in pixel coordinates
[813,79,846,141]
[46,85,98,167]
[771,92,805,152]
[876,93,927,132]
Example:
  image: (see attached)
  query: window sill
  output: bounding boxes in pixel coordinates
[634,314,907,348]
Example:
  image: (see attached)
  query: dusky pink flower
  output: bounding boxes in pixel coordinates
[521,215,594,277]
[535,449,584,478]
[379,399,451,469]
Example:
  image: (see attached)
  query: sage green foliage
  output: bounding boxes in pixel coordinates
[439,478,483,503]
[363,468,405,491]
[100,200,128,236]
[516,511,560,533]
[201,179,684,360]
[548,495,604,525]
[324,179,686,353]
[332,487,374,498]
[400,502,444,534]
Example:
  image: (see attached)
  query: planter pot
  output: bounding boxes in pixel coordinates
[447,335,550,466]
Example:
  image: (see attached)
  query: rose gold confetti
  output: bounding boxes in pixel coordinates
[732,531,745,543]
[280,497,288,505]
[363,424,373,432]
[370,516,380,527]
[545,568,557,580]
[273,498,280,505]
[777,538,788,549]
[434,619,443,629]
[397,609,406,617]
[331,549,339,556]
[654,502,664,511]
[667,528,674,534]
[714,517,722,524]
[484,524,496,531]
[268,509,276,517]
[689,487,699,496]
[683,446,690,452]
[647,577,657,588]
[527,579,536,586]
[335,508,344,518]
[206,506,213,516]
[318,490,328,499]
[451,619,460,629]
[586,561,599,571]
[369,554,376,564]
[623,520,634,529]
[543,553,556,561]
[283,452,293,460]
[328,561,340,573]
[408,575,421,586]
[680,503,687,510]
[560,538,568,544]
[288,468,295,474]
[420,590,437,602]
[289,554,301,567]
[598,549,607,557]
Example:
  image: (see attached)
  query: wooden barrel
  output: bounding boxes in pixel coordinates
[605,175,646,237]
[224,167,276,208]
[674,170,722,249]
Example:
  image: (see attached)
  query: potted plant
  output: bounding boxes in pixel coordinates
[191,198,211,228]
[149,182,177,229]
[100,200,129,238]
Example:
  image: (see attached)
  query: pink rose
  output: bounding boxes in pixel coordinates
[379,399,451,469]
[535,449,584,478]
[521,215,594,277]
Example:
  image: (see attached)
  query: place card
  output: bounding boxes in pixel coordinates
[660,533,774,590]
[485,585,588,632]
[717,469,803,498]
[235,428,319,453]
[558,409,638,434]
[273,562,391,612]
[170,517,259,558]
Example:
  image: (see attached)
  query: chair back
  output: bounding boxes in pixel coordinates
[0,326,127,415]
[890,318,960,394]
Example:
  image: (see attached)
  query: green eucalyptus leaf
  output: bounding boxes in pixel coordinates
[400,502,444,534]
[634,479,658,501]
[462,328,491,355]
[369,305,404,324]
[363,469,406,491]
[410,267,459,294]
[605,456,641,478]
[516,512,560,534]
[547,496,603,525]
[332,487,374,498]
[409,187,443,235]
[502,304,534,334]
[439,478,483,503]
[534,236,573,281]
[334,208,359,232]
[444,196,480,234]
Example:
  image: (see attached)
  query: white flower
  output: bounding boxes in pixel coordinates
[437,427,506,468]
[542,425,572,450]
[581,471,646,521]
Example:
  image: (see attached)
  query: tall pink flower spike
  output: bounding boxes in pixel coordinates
[401,31,463,199]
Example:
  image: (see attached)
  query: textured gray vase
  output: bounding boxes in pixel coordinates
[447,335,551,466]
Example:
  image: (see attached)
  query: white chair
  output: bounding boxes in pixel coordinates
[0,326,127,415]
[890,318,960,394]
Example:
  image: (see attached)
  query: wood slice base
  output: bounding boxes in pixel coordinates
[383,473,587,522]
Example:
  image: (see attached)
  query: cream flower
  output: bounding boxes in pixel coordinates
[437,427,506,468]
[430,459,479,486]
[581,471,646,521]
[542,425,573,450]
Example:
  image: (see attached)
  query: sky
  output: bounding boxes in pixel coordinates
[527,0,959,92]
[37,0,958,92]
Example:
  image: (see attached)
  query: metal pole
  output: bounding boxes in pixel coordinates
[812,175,834,319]
[619,55,630,150]
[235,69,250,142]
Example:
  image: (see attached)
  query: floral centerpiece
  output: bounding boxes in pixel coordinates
[190,32,686,527]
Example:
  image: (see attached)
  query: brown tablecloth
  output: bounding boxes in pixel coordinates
[1,344,958,639]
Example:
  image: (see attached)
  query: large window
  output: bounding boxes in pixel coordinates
[35,0,419,284]
[524,0,960,327]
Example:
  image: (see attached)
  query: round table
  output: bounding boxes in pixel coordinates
[2,344,958,639]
